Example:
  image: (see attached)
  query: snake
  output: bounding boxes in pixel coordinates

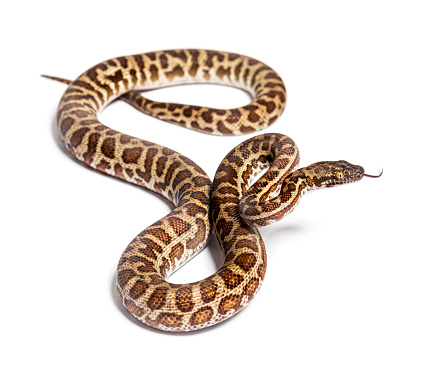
[46,49,381,332]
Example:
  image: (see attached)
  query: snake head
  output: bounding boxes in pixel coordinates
[302,160,365,189]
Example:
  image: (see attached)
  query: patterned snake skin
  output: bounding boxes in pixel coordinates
[49,49,372,331]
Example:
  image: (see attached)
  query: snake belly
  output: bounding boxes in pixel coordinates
[54,49,288,331]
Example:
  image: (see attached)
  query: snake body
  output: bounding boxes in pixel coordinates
[52,49,367,331]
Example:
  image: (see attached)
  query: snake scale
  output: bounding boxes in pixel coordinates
[48,49,378,331]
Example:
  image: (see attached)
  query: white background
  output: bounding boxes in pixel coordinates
[2,1,439,390]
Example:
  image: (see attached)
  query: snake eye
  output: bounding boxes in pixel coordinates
[336,172,344,180]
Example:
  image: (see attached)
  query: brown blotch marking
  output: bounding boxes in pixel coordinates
[165,65,184,81]
[216,120,234,135]
[248,111,260,123]
[243,68,250,83]
[133,54,146,82]
[197,110,212,124]
[120,134,134,144]
[146,52,156,61]
[234,61,243,80]
[117,269,137,290]
[101,137,116,159]
[218,294,241,315]
[149,64,159,82]
[70,127,90,148]
[190,121,210,133]
[219,268,244,290]
[240,125,256,134]
[148,228,172,245]
[190,306,214,326]
[168,103,183,111]
[155,156,167,177]
[159,54,168,69]
[200,280,217,303]
[183,107,193,117]
[129,279,149,300]
[216,66,231,79]
[168,217,191,236]
[156,312,183,328]
[147,287,168,310]
[106,69,124,86]
[234,253,257,272]
[122,147,143,164]
[83,132,101,165]
[115,56,128,68]
[257,99,276,114]
[188,50,200,76]
[175,287,195,313]
[226,109,241,124]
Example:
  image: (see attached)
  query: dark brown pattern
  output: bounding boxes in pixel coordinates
[51,50,363,332]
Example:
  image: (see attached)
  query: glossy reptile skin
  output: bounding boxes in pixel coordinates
[50,49,370,331]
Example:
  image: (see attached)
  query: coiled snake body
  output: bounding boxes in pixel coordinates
[49,49,372,331]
